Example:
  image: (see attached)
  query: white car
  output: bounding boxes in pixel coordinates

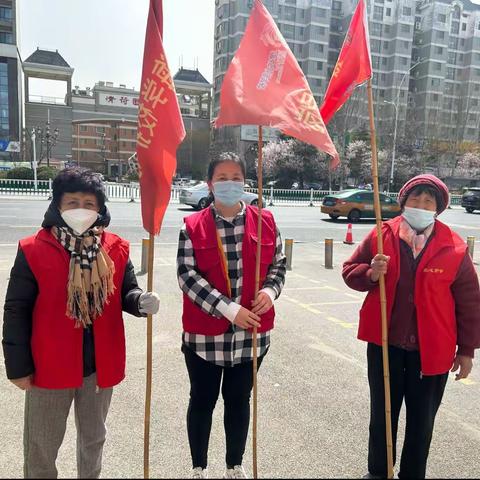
[178,182,263,210]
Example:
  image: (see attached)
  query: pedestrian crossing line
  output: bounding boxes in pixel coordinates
[459,378,477,386]
[310,279,326,284]
[326,316,356,329]
[344,293,363,300]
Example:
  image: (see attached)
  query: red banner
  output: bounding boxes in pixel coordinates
[215,0,339,167]
[136,0,185,235]
[320,0,372,125]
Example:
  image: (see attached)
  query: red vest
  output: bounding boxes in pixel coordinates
[358,216,467,375]
[20,228,129,389]
[182,205,276,335]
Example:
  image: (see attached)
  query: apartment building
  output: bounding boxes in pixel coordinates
[212,0,480,153]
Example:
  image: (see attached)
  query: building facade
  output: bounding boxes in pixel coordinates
[0,0,22,163]
[212,0,480,156]
[23,47,212,178]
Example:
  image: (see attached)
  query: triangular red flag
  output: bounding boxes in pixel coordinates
[215,0,339,168]
[136,0,185,235]
[320,0,372,125]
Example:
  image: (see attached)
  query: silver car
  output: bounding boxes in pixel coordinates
[178,182,262,210]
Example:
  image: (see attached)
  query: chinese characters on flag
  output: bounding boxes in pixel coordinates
[215,0,339,168]
[320,0,372,125]
[136,0,185,235]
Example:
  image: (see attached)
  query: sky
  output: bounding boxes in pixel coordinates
[19,0,215,98]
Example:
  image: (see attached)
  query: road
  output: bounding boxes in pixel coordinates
[0,198,479,478]
[0,197,479,245]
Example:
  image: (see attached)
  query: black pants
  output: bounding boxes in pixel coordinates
[367,343,448,479]
[183,345,266,469]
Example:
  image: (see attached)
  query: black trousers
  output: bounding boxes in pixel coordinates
[367,343,448,479]
[183,345,266,469]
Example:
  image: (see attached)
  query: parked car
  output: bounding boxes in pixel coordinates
[291,182,323,190]
[461,187,480,213]
[320,189,401,221]
[179,182,264,210]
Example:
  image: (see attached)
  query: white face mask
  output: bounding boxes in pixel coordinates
[61,208,99,235]
[402,206,436,232]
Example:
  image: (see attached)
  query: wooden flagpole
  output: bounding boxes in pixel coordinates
[143,233,155,479]
[252,125,264,479]
[366,79,394,479]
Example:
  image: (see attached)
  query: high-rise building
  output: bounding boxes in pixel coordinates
[0,0,22,162]
[212,0,480,156]
[411,0,480,144]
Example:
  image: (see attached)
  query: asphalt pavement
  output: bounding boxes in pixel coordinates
[0,198,479,478]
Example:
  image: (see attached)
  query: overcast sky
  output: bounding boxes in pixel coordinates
[19,0,215,98]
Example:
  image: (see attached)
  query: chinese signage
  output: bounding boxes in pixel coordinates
[99,94,140,108]
[240,125,280,142]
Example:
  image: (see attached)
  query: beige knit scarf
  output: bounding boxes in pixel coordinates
[52,226,115,328]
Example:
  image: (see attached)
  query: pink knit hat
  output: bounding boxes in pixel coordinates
[398,174,449,214]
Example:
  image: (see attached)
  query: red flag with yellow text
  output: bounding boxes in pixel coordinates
[320,0,372,125]
[136,0,185,235]
[215,0,339,167]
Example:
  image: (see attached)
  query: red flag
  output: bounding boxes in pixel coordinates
[136,0,185,235]
[320,0,372,125]
[215,0,339,167]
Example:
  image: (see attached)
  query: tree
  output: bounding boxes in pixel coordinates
[261,137,329,188]
[455,151,480,179]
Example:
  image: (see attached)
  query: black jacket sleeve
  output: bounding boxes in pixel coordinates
[2,247,37,379]
[122,258,144,317]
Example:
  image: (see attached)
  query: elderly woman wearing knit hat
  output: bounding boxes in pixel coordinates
[342,174,480,479]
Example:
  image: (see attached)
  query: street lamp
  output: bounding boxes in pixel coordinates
[383,57,429,192]
[35,121,59,167]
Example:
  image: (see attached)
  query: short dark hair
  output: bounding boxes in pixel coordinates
[52,167,107,208]
[406,184,441,209]
[207,152,246,181]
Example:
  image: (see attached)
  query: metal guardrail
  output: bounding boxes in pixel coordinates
[0,179,464,206]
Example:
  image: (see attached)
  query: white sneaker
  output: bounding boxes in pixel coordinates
[192,467,208,479]
[223,465,247,479]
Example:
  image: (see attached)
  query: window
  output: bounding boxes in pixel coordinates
[433,61,442,71]
[314,43,324,54]
[431,78,441,86]
[437,30,445,40]
[82,139,88,145]
[403,6,412,16]
[451,21,459,34]
[400,57,408,65]
[80,125,88,132]
[446,67,455,80]
[472,98,478,106]
[386,8,391,16]
[332,1,341,10]
[371,39,381,53]
[374,6,383,20]
[371,23,382,36]
[96,126,106,134]
[433,93,439,102]
[384,25,390,34]
[383,40,389,50]
[0,7,12,20]
[372,56,380,68]
[316,61,322,70]
[313,7,327,18]
[403,40,409,49]
[0,31,13,44]
[382,57,388,66]
[284,6,296,21]
[438,13,446,23]
[435,46,443,54]
[400,24,410,33]
[462,23,467,31]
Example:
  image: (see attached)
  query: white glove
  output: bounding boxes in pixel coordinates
[138,292,160,315]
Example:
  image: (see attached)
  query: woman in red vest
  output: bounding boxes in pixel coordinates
[177,152,286,479]
[343,174,480,479]
[2,167,160,478]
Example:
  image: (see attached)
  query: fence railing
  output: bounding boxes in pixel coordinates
[0,179,463,206]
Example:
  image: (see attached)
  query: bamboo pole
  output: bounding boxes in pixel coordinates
[143,233,155,478]
[252,125,264,479]
[366,79,394,479]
